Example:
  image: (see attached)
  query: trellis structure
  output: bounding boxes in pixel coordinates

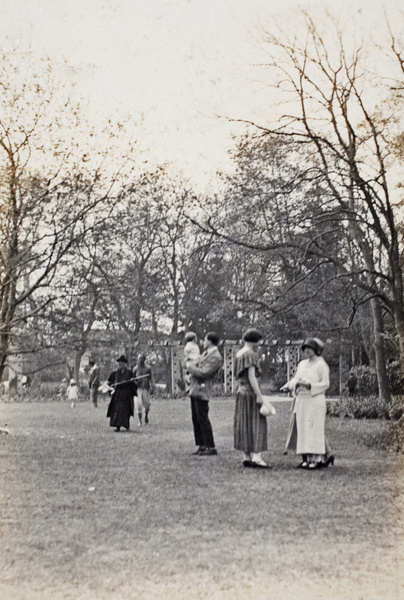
[147,339,302,397]
[223,340,302,395]
[170,344,185,396]
[147,340,185,396]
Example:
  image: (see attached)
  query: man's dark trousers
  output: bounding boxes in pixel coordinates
[190,397,215,448]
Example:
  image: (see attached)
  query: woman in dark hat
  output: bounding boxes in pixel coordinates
[106,355,137,432]
[234,328,270,468]
[281,337,331,469]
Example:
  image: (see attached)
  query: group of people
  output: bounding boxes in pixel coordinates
[105,354,155,432]
[185,328,333,470]
[67,328,334,470]
[62,353,155,431]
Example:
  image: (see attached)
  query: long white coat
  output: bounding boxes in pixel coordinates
[285,356,330,455]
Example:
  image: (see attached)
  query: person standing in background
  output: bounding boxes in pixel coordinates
[107,355,137,432]
[57,378,68,401]
[133,354,155,426]
[88,360,100,408]
[187,332,223,456]
[347,370,358,396]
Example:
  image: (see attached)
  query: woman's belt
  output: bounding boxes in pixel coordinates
[237,384,254,393]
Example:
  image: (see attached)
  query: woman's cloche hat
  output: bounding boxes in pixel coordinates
[301,337,324,356]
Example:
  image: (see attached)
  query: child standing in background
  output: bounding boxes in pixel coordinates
[67,379,79,408]
[183,332,200,394]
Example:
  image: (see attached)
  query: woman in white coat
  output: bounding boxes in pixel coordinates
[281,338,331,470]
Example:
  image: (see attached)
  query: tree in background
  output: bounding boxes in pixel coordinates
[0,47,138,382]
[210,13,404,400]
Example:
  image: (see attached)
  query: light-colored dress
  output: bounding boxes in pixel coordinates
[66,385,79,402]
[285,357,330,455]
[234,348,267,453]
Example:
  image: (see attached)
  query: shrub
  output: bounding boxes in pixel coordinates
[329,393,403,421]
[353,366,378,395]
[388,395,404,421]
[387,361,404,396]
[329,394,389,420]
[328,394,404,452]
[391,416,404,452]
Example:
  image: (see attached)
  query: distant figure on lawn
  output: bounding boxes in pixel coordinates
[133,353,155,426]
[234,329,271,469]
[186,331,223,456]
[106,355,137,432]
[88,360,100,408]
[57,378,68,401]
[67,379,79,408]
[183,331,200,394]
[347,370,357,396]
[281,337,333,470]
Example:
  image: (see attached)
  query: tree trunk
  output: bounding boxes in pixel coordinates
[0,164,19,382]
[370,297,390,402]
[346,178,391,401]
[390,239,404,380]
[74,350,82,392]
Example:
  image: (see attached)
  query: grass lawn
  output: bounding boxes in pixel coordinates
[0,396,403,600]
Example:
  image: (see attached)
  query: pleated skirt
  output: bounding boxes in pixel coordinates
[234,389,268,453]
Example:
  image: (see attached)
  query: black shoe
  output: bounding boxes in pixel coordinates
[251,460,271,469]
[192,447,206,455]
[322,455,335,468]
[243,460,252,467]
[200,448,218,456]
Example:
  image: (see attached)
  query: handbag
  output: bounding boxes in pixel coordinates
[259,395,277,417]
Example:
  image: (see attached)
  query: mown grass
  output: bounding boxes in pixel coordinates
[0,397,403,600]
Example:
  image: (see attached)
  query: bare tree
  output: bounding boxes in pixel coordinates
[0,49,130,380]
[216,14,404,400]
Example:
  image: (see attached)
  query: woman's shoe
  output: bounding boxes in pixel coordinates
[251,460,271,469]
[308,462,322,469]
[322,455,335,468]
[243,460,252,467]
[296,461,308,469]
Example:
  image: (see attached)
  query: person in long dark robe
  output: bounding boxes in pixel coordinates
[106,355,137,432]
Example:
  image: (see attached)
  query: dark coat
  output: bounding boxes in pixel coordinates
[106,367,137,429]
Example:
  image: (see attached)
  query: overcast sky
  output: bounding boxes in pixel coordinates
[2,0,402,190]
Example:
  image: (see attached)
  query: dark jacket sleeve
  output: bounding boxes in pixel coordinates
[107,371,116,386]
